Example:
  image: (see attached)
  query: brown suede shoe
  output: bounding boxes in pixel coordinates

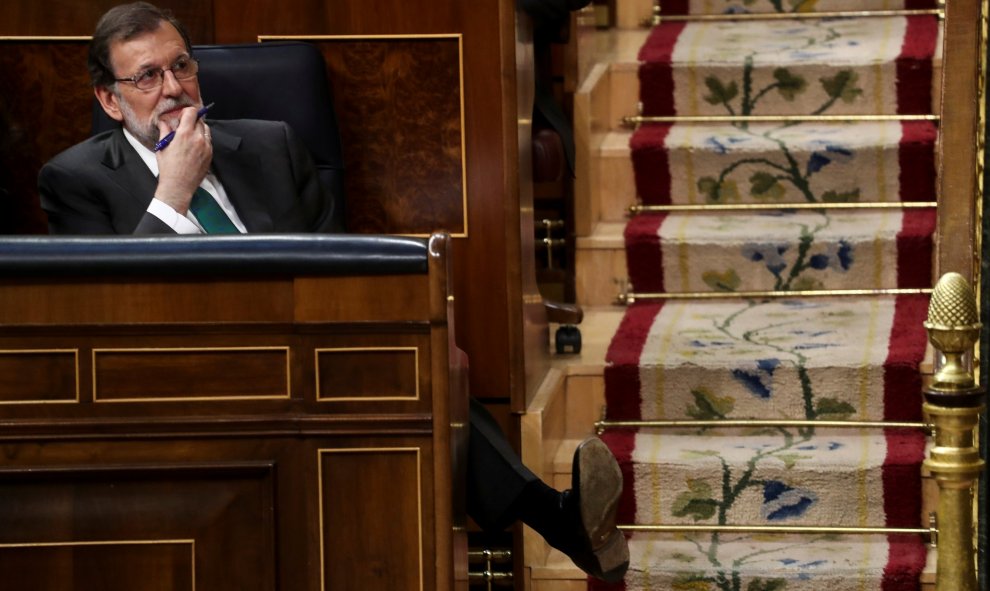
[563,436,629,583]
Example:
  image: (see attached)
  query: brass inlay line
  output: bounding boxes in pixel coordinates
[317,447,423,591]
[651,9,942,23]
[618,524,930,535]
[623,114,938,126]
[596,419,930,431]
[259,34,469,239]
[314,346,420,402]
[629,201,937,214]
[0,349,80,405]
[92,346,290,403]
[618,287,932,303]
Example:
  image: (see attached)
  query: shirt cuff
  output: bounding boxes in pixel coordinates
[147,199,202,234]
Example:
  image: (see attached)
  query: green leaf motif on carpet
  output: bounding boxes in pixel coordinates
[704,76,740,106]
[820,70,863,104]
[749,171,787,200]
[703,269,743,292]
[814,397,856,419]
[773,68,807,101]
[673,574,716,591]
[747,578,788,591]
[774,453,812,470]
[687,387,737,419]
[699,176,741,203]
[821,188,861,203]
[673,479,720,521]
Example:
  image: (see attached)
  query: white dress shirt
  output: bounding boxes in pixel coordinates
[123,128,248,234]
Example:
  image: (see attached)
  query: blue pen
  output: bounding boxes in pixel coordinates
[153,102,215,152]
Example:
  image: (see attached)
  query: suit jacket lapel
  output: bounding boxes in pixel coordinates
[209,125,273,232]
[102,129,159,219]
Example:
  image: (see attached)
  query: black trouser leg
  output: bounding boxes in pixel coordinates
[466,398,540,531]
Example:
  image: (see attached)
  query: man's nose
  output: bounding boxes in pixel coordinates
[161,69,183,96]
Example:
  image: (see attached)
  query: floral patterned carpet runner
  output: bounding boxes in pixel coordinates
[592,3,937,590]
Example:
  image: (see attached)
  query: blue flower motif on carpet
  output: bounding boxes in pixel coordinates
[731,358,780,399]
[761,481,817,521]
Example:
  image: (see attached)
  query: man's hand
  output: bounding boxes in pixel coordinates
[153,106,213,214]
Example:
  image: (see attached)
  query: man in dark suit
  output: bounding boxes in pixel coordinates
[39,4,336,235]
[40,2,628,582]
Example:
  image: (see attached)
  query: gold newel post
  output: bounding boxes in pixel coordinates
[923,272,986,591]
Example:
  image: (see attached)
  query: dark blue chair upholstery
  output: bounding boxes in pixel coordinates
[93,42,346,232]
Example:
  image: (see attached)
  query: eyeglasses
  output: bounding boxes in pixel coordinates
[114,56,199,91]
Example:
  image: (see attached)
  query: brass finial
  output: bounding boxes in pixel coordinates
[924,272,982,391]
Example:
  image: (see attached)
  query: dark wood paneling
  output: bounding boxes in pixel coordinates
[0,463,276,590]
[314,37,465,235]
[316,347,419,401]
[0,1,215,42]
[94,348,289,402]
[0,350,77,403]
[0,41,91,234]
[0,543,195,591]
[320,448,424,590]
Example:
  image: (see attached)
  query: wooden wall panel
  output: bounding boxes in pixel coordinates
[0,1,215,42]
[0,41,90,234]
[305,37,465,235]
[0,463,276,590]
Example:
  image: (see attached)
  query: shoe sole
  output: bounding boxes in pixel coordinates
[576,437,630,580]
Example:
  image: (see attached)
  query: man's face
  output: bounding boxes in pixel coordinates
[94,21,203,149]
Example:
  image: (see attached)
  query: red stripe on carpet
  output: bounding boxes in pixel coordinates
[897,121,937,202]
[882,429,926,527]
[883,294,929,422]
[604,302,666,421]
[896,16,938,114]
[882,534,927,591]
[600,429,639,529]
[624,213,668,294]
[630,124,675,205]
[638,22,687,116]
[896,209,936,289]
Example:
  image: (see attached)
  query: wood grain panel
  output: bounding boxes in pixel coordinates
[316,347,419,401]
[0,40,91,234]
[306,36,465,236]
[0,350,77,403]
[0,541,194,591]
[0,463,276,590]
[293,275,430,322]
[93,348,289,402]
[0,280,294,325]
[0,1,215,42]
[320,448,422,590]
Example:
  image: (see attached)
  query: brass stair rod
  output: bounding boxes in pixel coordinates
[617,287,932,304]
[629,202,938,214]
[651,8,943,23]
[596,419,931,433]
[622,114,938,126]
[619,524,931,536]
[921,273,985,591]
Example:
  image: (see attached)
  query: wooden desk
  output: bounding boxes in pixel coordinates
[0,233,467,590]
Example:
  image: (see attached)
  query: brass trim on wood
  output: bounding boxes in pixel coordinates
[0,349,79,405]
[91,347,291,403]
[258,34,469,239]
[317,447,424,591]
[314,346,421,402]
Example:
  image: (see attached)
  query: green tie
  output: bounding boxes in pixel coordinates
[190,187,239,234]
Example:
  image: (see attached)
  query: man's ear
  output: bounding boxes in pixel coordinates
[94,86,124,122]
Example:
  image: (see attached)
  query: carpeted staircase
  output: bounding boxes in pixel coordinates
[580,1,940,589]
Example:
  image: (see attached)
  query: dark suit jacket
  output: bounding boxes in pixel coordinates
[39,119,337,235]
